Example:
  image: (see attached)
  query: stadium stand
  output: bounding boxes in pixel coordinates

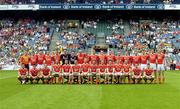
[0,11,179,70]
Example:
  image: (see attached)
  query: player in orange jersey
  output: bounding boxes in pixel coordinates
[81,58,90,84]
[123,60,132,83]
[71,61,81,84]
[157,50,165,83]
[97,61,107,84]
[106,60,115,84]
[18,65,28,84]
[41,65,52,84]
[62,60,72,84]
[149,50,157,83]
[143,64,155,83]
[132,64,142,84]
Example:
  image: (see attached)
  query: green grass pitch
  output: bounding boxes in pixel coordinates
[0,70,180,109]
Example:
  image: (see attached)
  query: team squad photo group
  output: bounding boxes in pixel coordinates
[18,49,166,85]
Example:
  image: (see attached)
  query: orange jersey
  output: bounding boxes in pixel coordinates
[107,55,116,62]
[30,55,37,65]
[141,55,149,64]
[116,56,124,64]
[72,65,81,72]
[144,68,154,76]
[124,56,132,64]
[157,53,165,64]
[89,55,98,64]
[123,64,131,73]
[54,54,60,63]
[149,54,157,64]
[132,56,141,64]
[45,55,52,66]
[42,68,50,76]
[90,65,98,73]
[52,64,61,72]
[98,55,107,64]
[62,65,71,73]
[37,54,45,65]
[30,68,39,77]
[132,68,142,76]
[98,65,107,73]
[77,53,85,64]
[81,64,90,73]
[20,55,30,64]
[18,68,28,75]
[107,65,114,73]
[114,64,123,72]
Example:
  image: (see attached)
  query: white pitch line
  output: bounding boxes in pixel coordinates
[0,75,16,80]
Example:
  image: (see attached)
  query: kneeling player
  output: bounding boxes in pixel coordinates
[29,65,40,84]
[123,60,132,83]
[62,60,72,84]
[72,61,81,84]
[106,61,114,84]
[81,60,90,84]
[41,65,52,84]
[18,65,28,84]
[97,62,106,84]
[132,64,142,84]
[143,64,155,83]
[52,63,62,83]
[114,63,123,83]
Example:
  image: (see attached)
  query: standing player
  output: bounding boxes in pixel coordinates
[77,50,86,64]
[107,50,116,64]
[19,52,30,71]
[69,51,78,64]
[98,50,107,65]
[123,60,132,83]
[116,52,124,64]
[89,53,98,65]
[41,65,52,84]
[157,51,165,83]
[132,53,141,67]
[71,61,81,84]
[37,51,45,70]
[143,64,155,83]
[61,50,70,65]
[123,52,132,65]
[132,64,142,84]
[29,65,40,84]
[30,52,38,69]
[53,51,61,64]
[149,50,157,83]
[18,65,28,84]
[62,60,72,84]
[140,51,149,71]
[44,52,52,70]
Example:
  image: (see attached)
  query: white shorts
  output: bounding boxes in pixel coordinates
[47,66,52,71]
[150,63,157,70]
[132,75,142,78]
[72,72,80,76]
[157,64,165,71]
[143,75,155,79]
[63,73,70,76]
[37,64,44,69]
[141,64,147,70]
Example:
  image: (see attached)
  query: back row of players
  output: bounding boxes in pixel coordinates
[18,50,165,84]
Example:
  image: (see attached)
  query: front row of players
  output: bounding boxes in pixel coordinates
[18,60,160,84]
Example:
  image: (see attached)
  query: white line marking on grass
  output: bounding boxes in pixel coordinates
[0,75,16,79]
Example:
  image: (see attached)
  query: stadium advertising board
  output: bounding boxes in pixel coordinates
[0,4,180,10]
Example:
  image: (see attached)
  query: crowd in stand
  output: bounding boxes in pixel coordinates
[0,0,179,4]
[0,19,53,67]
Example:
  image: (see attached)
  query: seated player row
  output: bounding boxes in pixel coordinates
[18,61,155,84]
